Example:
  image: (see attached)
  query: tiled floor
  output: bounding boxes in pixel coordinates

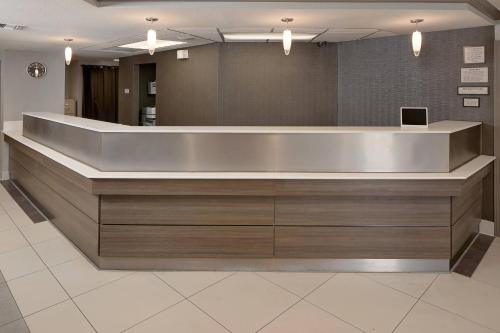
[0,186,499,333]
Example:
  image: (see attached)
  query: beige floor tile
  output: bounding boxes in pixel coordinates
[395,301,496,333]
[7,270,68,316]
[51,257,131,297]
[25,300,94,333]
[155,271,233,297]
[0,207,16,233]
[19,221,62,245]
[422,273,500,331]
[306,273,416,333]
[0,319,30,333]
[0,187,15,203]
[0,247,45,281]
[360,273,437,298]
[125,300,227,333]
[257,272,333,297]
[33,237,82,267]
[74,273,183,333]
[0,229,28,255]
[191,272,299,333]
[260,300,363,333]
[1,201,34,228]
[473,238,500,288]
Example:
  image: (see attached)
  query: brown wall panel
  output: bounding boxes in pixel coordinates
[9,159,99,262]
[10,145,99,221]
[220,43,337,126]
[101,195,275,225]
[275,226,450,259]
[275,196,450,227]
[452,199,481,258]
[451,182,482,224]
[100,225,274,257]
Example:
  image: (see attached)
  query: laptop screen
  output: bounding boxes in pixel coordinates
[401,108,427,126]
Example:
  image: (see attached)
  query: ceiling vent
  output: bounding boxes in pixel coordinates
[0,23,26,31]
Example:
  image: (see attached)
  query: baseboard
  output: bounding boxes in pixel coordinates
[480,219,495,236]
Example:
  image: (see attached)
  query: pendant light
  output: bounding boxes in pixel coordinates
[146,17,159,56]
[281,18,293,56]
[411,19,423,57]
[64,38,73,66]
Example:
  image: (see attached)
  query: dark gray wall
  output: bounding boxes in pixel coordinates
[337,26,494,136]
[221,43,337,125]
[337,26,495,220]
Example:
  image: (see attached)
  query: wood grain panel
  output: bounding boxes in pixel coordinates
[10,145,99,222]
[276,179,463,197]
[100,225,274,258]
[9,159,99,262]
[101,195,274,226]
[91,179,275,196]
[276,196,450,227]
[452,182,482,225]
[452,199,481,259]
[275,226,450,259]
[92,178,463,197]
[5,136,93,193]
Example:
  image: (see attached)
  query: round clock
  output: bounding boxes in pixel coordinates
[27,62,47,79]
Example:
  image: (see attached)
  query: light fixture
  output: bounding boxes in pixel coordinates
[222,32,316,41]
[282,18,293,56]
[411,19,423,57]
[145,17,158,55]
[64,38,73,66]
[118,40,185,50]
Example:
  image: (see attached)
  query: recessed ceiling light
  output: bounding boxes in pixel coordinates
[118,40,186,51]
[222,32,317,41]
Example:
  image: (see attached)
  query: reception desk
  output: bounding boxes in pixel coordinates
[3,113,494,272]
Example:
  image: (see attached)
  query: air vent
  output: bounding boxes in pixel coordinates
[0,23,26,31]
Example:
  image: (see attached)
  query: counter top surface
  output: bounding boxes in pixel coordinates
[4,127,494,180]
[24,112,481,134]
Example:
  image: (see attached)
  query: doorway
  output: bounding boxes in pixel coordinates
[82,65,119,122]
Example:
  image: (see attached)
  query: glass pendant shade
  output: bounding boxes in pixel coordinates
[147,29,157,55]
[283,29,292,56]
[65,46,72,65]
[412,30,422,57]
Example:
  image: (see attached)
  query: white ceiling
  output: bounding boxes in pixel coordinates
[0,0,493,58]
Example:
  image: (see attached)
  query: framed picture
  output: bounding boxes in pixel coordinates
[461,67,488,83]
[457,86,489,95]
[463,97,480,107]
[463,46,485,64]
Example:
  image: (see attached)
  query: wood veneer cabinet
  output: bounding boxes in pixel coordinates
[5,136,491,271]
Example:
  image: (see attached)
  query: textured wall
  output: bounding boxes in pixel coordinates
[221,43,337,126]
[119,43,337,126]
[337,26,494,133]
[338,26,495,220]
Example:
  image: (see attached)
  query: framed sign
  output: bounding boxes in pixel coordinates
[461,67,488,83]
[463,97,480,107]
[464,46,485,64]
[457,86,489,95]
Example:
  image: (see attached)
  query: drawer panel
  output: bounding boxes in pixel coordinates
[276,196,450,226]
[452,199,481,259]
[275,226,450,259]
[101,196,275,225]
[100,225,274,257]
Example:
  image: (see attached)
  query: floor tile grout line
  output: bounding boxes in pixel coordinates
[0,270,28,330]
[64,270,136,298]
[390,273,440,333]
[254,272,340,333]
[153,272,233,333]
[356,272,434,299]
[419,297,500,333]
[254,272,368,333]
[119,298,187,333]
[182,271,238,299]
[1,192,99,333]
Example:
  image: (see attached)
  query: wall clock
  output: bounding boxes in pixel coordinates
[27,62,47,79]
